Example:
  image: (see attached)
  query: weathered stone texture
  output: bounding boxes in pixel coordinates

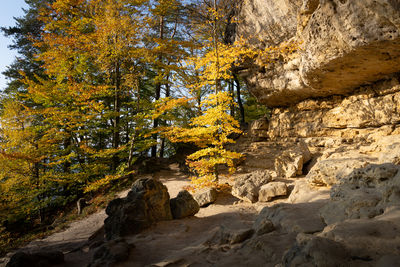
[232,170,274,203]
[258,182,288,202]
[104,178,172,240]
[274,141,311,178]
[320,163,400,224]
[237,0,301,47]
[237,0,400,106]
[267,76,400,140]
[193,188,218,207]
[89,239,131,267]
[170,190,199,219]
[249,117,269,140]
[283,235,351,267]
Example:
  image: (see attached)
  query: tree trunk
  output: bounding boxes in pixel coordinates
[159,78,171,158]
[213,0,221,93]
[229,79,235,117]
[112,61,121,170]
[33,143,44,224]
[128,80,141,169]
[63,134,71,174]
[151,83,161,157]
[234,73,245,126]
[151,15,165,158]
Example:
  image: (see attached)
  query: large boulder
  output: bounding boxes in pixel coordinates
[258,182,288,202]
[170,190,200,219]
[104,178,172,240]
[288,180,330,203]
[193,188,218,207]
[237,0,400,106]
[306,157,372,186]
[232,170,274,203]
[303,134,400,187]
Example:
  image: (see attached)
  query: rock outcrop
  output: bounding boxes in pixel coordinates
[267,76,400,140]
[274,141,311,178]
[6,2,400,267]
[228,37,400,264]
[237,0,400,107]
[320,163,400,225]
[258,182,288,202]
[104,178,172,240]
[257,202,327,234]
[206,226,254,246]
[232,170,274,202]
[193,188,218,207]
[249,116,269,140]
[170,190,200,219]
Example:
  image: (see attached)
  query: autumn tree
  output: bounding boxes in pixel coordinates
[0,99,68,226]
[147,0,193,158]
[158,0,247,187]
[0,0,62,227]
[161,0,299,187]
[23,0,193,193]
[1,0,52,96]
[1,0,155,211]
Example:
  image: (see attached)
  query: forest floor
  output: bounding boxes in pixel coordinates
[0,163,286,267]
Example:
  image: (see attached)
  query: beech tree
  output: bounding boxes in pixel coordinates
[159,1,246,187]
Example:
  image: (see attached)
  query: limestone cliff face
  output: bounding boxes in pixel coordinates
[238,0,400,107]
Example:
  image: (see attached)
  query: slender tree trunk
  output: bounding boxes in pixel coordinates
[229,79,235,117]
[159,135,166,158]
[151,16,165,158]
[125,121,130,145]
[72,135,87,172]
[234,73,245,126]
[63,133,71,173]
[112,61,121,170]
[33,143,44,224]
[128,81,141,169]
[151,82,161,158]
[127,135,136,169]
[159,78,171,158]
[213,0,221,93]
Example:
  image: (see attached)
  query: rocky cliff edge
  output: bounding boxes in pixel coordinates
[237,0,400,106]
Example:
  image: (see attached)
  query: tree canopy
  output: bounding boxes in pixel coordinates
[0,0,296,246]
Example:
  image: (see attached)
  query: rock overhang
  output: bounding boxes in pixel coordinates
[237,0,400,107]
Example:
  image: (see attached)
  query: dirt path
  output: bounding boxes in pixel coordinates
[116,193,258,267]
[1,166,264,267]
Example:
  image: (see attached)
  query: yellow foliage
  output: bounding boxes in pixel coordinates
[163,91,243,188]
[152,97,191,120]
